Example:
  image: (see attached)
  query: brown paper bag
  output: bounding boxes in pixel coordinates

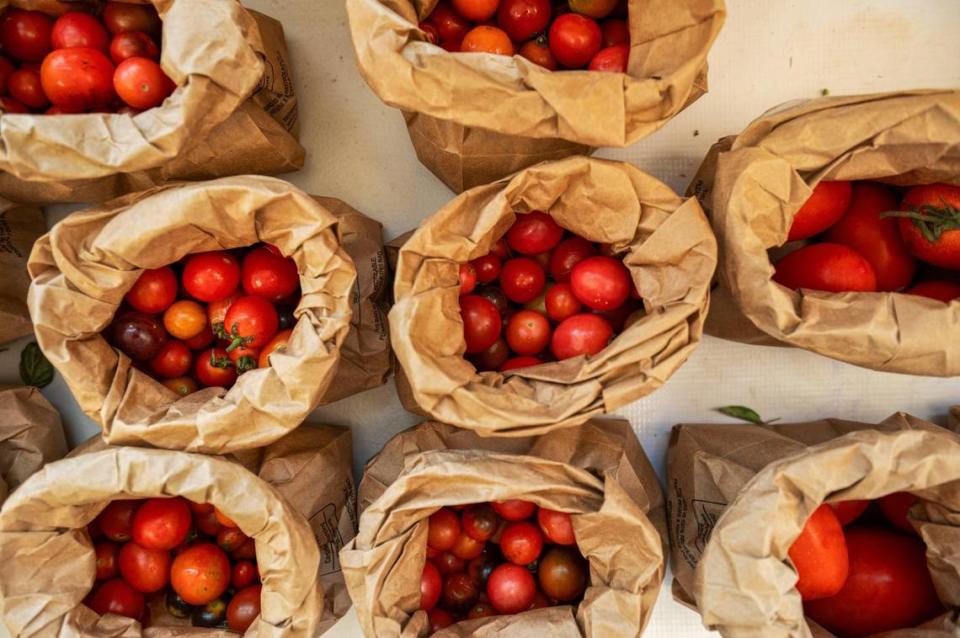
[27,176,356,454]
[0,1,304,205]
[0,385,67,502]
[696,89,960,375]
[0,199,44,345]
[389,155,717,434]
[667,413,960,637]
[346,0,725,192]
[342,418,666,638]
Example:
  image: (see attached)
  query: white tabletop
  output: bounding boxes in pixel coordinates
[1,0,959,636]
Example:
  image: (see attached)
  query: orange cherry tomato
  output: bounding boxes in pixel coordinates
[461,26,515,55]
[163,300,207,340]
[257,329,293,368]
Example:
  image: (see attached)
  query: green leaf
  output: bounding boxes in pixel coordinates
[715,405,779,425]
[19,342,53,389]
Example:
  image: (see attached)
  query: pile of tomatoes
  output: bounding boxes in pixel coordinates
[420,499,588,633]
[789,493,943,636]
[458,211,638,372]
[773,181,960,302]
[87,497,261,631]
[109,244,300,395]
[0,3,174,114]
[421,0,630,72]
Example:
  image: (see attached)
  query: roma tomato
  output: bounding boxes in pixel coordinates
[232,561,258,589]
[460,294,503,353]
[452,0,499,22]
[8,68,48,108]
[537,508,575,545]
[226,585,262,633]
[487,563,536,614]
[804,527,943,637]
[97,500,140,542]
[150,340,192,379]
[551,313,612,359]
[568,0,618,19]
[907,280,960,302]
[500,521,543,565]
[1,10,53,62]
[570,256,630,310]
[825,182,916,291]
[195,348,237,388]
[788,504,848,601]
[549,13,601,69]
[773,243,877,293]
[471,253,501,283]
[506,310,550,355]
[442,573,481,613]
[133,497,192,550]
[103,2,161,36]
[462,504,499,542]
[114,57,174,109]
[459,262,478,295]
[500,257,546,303]
[223,296,279,350]
[500,355,542,371]
[787,181,853,241]
[183,251,241,302]
[508,211,564,255]
[51,12,110,51]
[492,499,536,521]
[878,492,918,534]
[451,531,485,560]
[241,246,299,302]
[95,541,120,581]
[109,31,159,64]
[545,282,582,321]
[118,541,171,593]
[497,0,552,42]
[429,2,471,43]
[258,329,293,368]
[588,44,628,71]
[601,19,629,46]
[126,267,177,313]
[550,237,597,282]
[828,500,869,527]
[164,300,207,340]
[88,578,145,620]
[40,47,116,111]
[162,376,197,396]
[428,507,461,551]
[893,183,960,269]
[170,543,231,605]
[538,546,588,601]
[461,26,515,55]
[472,336,510,371]
[519,38,557,69]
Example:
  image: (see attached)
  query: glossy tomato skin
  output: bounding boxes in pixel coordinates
[537,508,575,545]
[506,310,551,355]
[452,0,499,21]
[1,10,53,62]
[434,551,466,576]
[442,572,481,613]
[451,531,485,560]
[241,246,300,302]
[114,57,174,109]
[804,527,943,637]
[428,507,461,551]
[97,500,140,542]
[545,283,582,322]
[907,280,960,302]
[103,2,161,36]
[40,47,116,111]
[170,542,231,605]
[588,44,628,71]
[878,492,918,534]
[550,237,597,282]
[497,0,552,42]
[195,347,237,388]
[549,13,602,69]
[150,340,192,379]
[9,68,48,108]
[570,256,631,310]
[500,521,544,565]
[492,499,536,521]
[788,504,848,601]
[460,294,503,354]
[109,31,159,64]
[88,578,145,620]
[126,267,177,313]
[500,257,546,303]
[226,585,262,633]
[825,182,916,291]
[52,12,109,51]
[183,251,241,302]
[551,313,613,359]
[471,254,501,283]
[118,541,171,593]
[538,546,588,601]
[487,563,537,614]
[224,296,279,349]
[462,504,500,541]
[232,560,258,589]
[163,300,207,340]
[461,25,515,55]
[95,541,120,581]
[601,19,629,46]
[112,312,168,361]
[828,500,869,527]
[508,211,564,255]
[459,262,478,295]
[895,183,960,269]
[429,2,471,43]
[773,243,877,293]
[132,497,191,550]
[787,181,853,241]
[500,355,542,371]
[519,38,557,69]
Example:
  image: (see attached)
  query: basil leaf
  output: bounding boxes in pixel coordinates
[19,342,53,389]
[715,405,778,425]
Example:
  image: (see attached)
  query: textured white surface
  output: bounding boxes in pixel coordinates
[1,0,959,636]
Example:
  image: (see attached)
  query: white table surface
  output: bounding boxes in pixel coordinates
[2,1,959,636]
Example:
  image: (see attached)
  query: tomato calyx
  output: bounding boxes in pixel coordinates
[233,354,257,373]
[209,350,232,369]
[223,324,254,353]
[882,201,960,242]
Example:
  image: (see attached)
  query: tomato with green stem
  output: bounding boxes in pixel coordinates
[887,183,960,269]
[195,347,236,388]
[223,296,279,351]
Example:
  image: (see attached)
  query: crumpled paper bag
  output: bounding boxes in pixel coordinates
[0,385,67,502]
[390,155,716,434]
[346,0,725,192]
[667,412,960,637]
[0,199,44,345]
[0,0,304,204]
[691,89,960,375]
[342,418,666,638]
[27,176,356,454]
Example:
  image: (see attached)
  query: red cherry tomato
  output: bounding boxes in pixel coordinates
[471,253,502,283]
[114,57,174,109]
[545,282,582,321]
[8,68,48,108]
[428,608,455,632]
[462,504,500,542]
[601,19,629,46]
[828,500,869,527]
[472,336,510,371]
[231,560,258,589]
[125,267,177,313]
[538,546,588,601]
[492,499,536,521]
[195,348,237,388]
[1,10,53,62]
[505,310,551,355]
[549,13,602,69]
[427,507,461,551]
[588,43,628,71]
[460,294,503,354]
[451,531,485,560]
[231,538,256,562]
[537,508,575,545]
[508,211,564,255]
[570,256,631,310]
[894,183,960,270]
[825,182,916,291]
[241,246,300,302]
[787,181,853,241]
[217,526,249,553]
[907,280,960,302]
[228,343,259,373]
[461,25,515,55]
[102,2,161,36]
[442,572,480,614]
[183,251,241,302]
[551,313,613,359]
[97,500,140,542]
[773,243,878,293]
[109,31,159,64]
[452,0,499,22]
[500,521,544,565]
[429,2,471,44]
[459,262,478,295]
[95,541,120,581]
[519,38,557,69]
[788,504,848,601]
[497,0,552,42]
[434,551,466,576]
[88,578,145,620]
[223,296,279,350]
[40,47,116,111]
[420,560,443,611]
[500,355,542,371]
[226,584,262,633]
[878,492,918,534]
[170,543,231,605]
[804,527,943,637]
[499,257,546,303]
[118,541,170,593]
[487,563,536,614]
[550,237,597,282]
[149,340,193,379]
[194,509,221,537]
[132,497,192,550]
[51,12,109,51]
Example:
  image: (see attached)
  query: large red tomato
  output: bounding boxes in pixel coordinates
[499,257,546,303]
[427,507,461,551]
[88,578,145,620]
[1,10,52,62]
[787,181,853,241]
[549,13,601,69]
[893,183,960,270]
[125,267,177,313]
[223,296,279,350]
[114,57,175,109]
[825,182,916,291]
[118,541,170,593]
[40,47,116,111]
[788,504,848,601]
[170,543,231,605]
[570,255,631,310]
[506,310,551,355]
[132,497,191,550]
[537,508,575,545]
[907,280,960,302]
[773,243,877,293]
[507,211,564,255]
[487,564,536,614]
[492,499,536,521]
[51,12,110,51]
[804,527,943,637]
[551,313,613,359]
[878,492,918,534]
[497,0,552,43]
[538,546,588,601]
[97,500,140,542]
[500,521,544,565]
[183,251,241,302]
[460,294,503,354]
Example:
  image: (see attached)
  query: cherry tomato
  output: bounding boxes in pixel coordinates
[497,0,552,42]
[828,500,869,527]
[878,492,918,534]
[429,2,471,44]
[240,245,299,302]
[507,212,563,255]
[519,38,557,69]
[216,526,249,553]
[0,96,28,113]
[538,546,588,601]
[150,340,192,379]
[97,500,140,542]
[500,355,542,371]
[257,328,293,368]
[601,19,629,46]
[434,551,467,576]
[487,563,536,614]
[195,347,237,388]
[427,507,461,551]
[499,257,546,303]
[545,282,582,321]
[550,237,596,282]
[476,286,510,316]
[505,309,550,355]
[223,296,279,351]
[461,25,515,55]
[226,584,262,633]
[788,504,848,601]
[1,10,52,62]
[114,57,174,109]
[88,578,145,620]
[442,572,480,613]
[163,300,207,340]
[907,280,960,302]
[9,68,48,108]
[492,499,536,521]
[95,541,120,581]
[804,527,943,637]
[118,541,170,593]
[184,324,215,350]
[207,291,240,335]
[0,56,16,94]
[500,521,544,565]
[194,509,221,537]
[232,560,258,589]
[462,504,500,542]
[570,255,631,310]
[451,531,485,560]
[162,376,197,396]
[537,508,575,545]
[551,313,612,359]
[132,497,191,550]
[549,13,601,69]
[417,560,443,611]
[170,542,231,605]
[893,183,960,269]
[183,251,241,302]
[40,47,116,111]
[452,0,499,22]
[787,181,853,241]
[428,608,455,632]
[126,267,177,313]
[773,243,878,293]
[568,0,618,19]
[460,294,503,354]
[231,538,257,561]
[588,43,628,72]
[460,262,478,295]
[825,182,916,291]
[109,31,159,65]
[472,336,511,371]
[51,12,109,52]
[103,2,161,36]
[225,343,257,373]
[471,254,502,283]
